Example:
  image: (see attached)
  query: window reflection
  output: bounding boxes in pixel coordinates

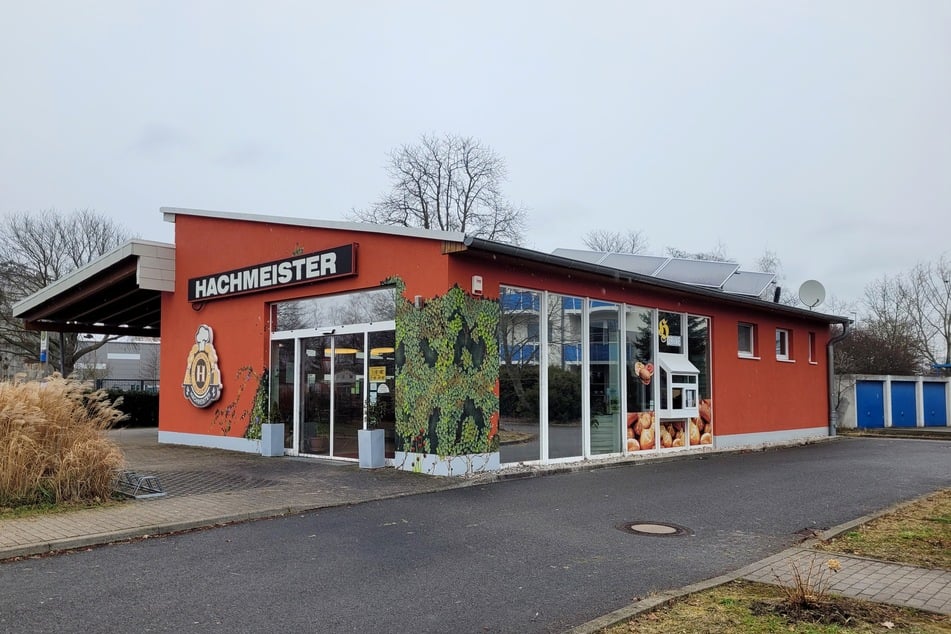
[274,287,396,331]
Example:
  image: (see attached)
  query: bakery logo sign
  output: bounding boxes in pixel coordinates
[188,244,356,302]
[182,324,222,408]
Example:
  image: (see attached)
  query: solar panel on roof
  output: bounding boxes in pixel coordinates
[552,248,776,297]
[600,253,669,276]
[551,248,608,265]
[721,270,776,297]
[653,259,739,288]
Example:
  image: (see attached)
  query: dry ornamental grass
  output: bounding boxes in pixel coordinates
[0,375,126,507]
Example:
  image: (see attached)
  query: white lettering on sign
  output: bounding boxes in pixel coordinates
[188,244,356,302]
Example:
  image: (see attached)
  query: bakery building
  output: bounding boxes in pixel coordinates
[14,207,848,475]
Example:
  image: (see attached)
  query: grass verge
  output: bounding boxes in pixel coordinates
[603,580,949,633]
[815,489,951,569]
[0,498,121,521]
[602,489,950,632]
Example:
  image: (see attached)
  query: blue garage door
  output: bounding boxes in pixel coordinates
[890,381,917,427]
[922,383,948,427]
[855,381,885,428]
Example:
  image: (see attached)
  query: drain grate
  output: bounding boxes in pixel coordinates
[617,521,693,537]
[146,470,281,496]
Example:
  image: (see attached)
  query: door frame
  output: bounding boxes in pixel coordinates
[271,319,395,459]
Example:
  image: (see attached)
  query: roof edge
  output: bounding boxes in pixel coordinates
[12,239,174,318]
[161,206,470,243]
[462,238,849,324]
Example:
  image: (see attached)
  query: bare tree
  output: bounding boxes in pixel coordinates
[664,241,731,262]
[138,340,161,383]
[861,255,951,371]
[582,229,649,254]
[897,256,951,367]
[350,134,527,244]
[0,209,133,375]
[862,274,926,364]
[835,325,923,376]
[752,249,802,305]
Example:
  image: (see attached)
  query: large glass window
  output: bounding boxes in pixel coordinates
[687,316,711,400]
[589,301,621,456]
[658,311,683,354]
[625,306,655,452]
[688,315,713,446]
[274,287,395,331]
[548,293,583,460]
[498,287,541,463]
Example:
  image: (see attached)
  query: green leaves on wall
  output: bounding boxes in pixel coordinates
[394,284,500,457]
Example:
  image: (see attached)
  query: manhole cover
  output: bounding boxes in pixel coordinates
[617,521,692,537]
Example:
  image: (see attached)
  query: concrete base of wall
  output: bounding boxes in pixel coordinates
[394,451,501,476]
[715,426,829,450]
[159,430,261,454]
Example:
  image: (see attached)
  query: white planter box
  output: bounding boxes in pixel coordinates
[261,423,285,457]
[358,428,385,469]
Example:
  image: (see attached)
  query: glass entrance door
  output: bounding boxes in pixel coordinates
[329,333,364,459]
[299,336,331,455]
[297,333,366,458]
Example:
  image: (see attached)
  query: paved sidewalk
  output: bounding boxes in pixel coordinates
[743,547,951,616]
[0,428,466,559]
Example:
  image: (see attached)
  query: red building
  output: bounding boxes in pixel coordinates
[14,208,846,475]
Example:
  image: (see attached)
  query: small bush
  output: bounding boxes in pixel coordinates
[774,556,841,607]
[106,389,158,427]
[0,376,125,507]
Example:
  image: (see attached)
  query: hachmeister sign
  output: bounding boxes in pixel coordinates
[188,244,356,302]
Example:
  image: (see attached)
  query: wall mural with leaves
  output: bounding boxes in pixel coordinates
[394,282,500,457]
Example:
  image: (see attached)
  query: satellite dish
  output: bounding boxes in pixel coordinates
[798,280,826,309]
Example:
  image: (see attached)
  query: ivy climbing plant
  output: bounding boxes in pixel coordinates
[394,283,500,457]
[244,367,271,440]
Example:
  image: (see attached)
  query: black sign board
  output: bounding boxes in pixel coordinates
[188,244,356,302]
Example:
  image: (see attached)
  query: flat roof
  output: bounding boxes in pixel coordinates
[161,206,469,243]
[13,240,174,337]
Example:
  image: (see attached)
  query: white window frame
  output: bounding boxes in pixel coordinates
[808,331,817,364]
[738,322,757,358]
[776,328,792,361]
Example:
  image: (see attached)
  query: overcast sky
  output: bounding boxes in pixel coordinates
[2,1,949,309]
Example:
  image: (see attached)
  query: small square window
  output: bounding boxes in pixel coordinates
[738,323,756,357]
[776,329,792,361]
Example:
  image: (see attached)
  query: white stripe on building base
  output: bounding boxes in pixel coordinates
[158,430,260,454]
[713,426,829,450]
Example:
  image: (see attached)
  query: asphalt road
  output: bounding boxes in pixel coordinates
[1,437,949,633]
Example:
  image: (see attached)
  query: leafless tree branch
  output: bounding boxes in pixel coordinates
[350,134,528,244]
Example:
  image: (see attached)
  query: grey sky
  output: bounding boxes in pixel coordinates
[2,1,949,308]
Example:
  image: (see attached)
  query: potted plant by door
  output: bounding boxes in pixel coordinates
[250,371,284,457]
[358,402,386,468]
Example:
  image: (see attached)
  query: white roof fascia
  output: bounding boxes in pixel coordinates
[12,239,176,317]
[161,206,469,244]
